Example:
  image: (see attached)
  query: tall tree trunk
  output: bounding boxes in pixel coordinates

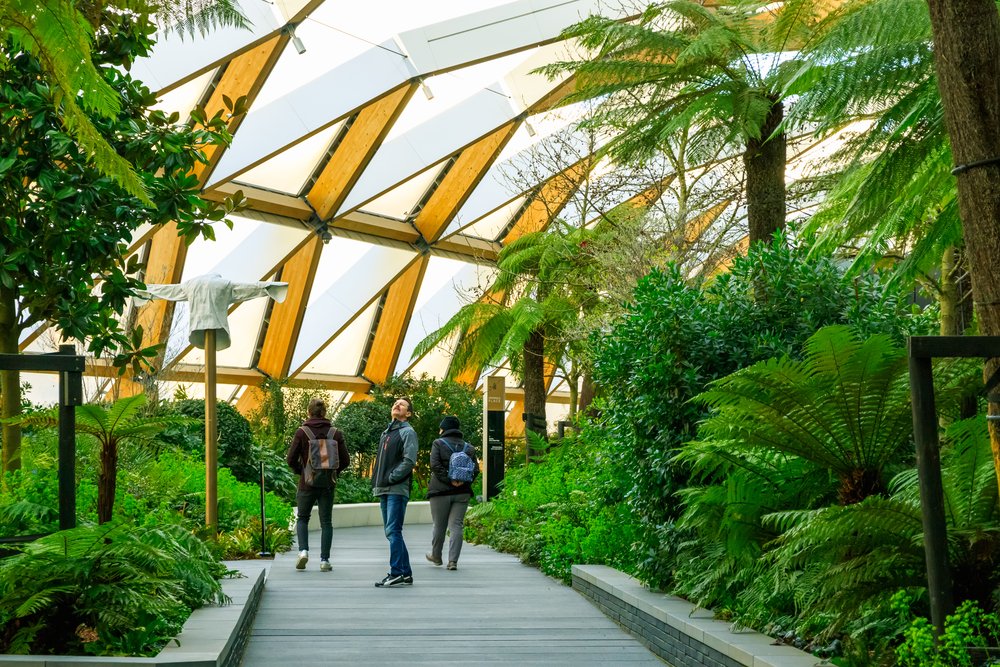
[522,327,547,462]
[0,287,21,473]
[926,0,1000,496]
[578,371,597,417]
[744,97,786,246]
[940,245,961,336]
[97,437,118,524]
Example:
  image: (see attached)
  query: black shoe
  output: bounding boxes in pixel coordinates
[402,575,413,585]
[375,573,406,588]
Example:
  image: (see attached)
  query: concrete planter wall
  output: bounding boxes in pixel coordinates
[307,500,433,530]
[573,565,823,667]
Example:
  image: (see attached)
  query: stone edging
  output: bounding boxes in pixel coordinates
[572,565,821,667]
[0,567,266,666]
[308,500,433,529]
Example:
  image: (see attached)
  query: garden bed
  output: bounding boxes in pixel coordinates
[0,565,266,666]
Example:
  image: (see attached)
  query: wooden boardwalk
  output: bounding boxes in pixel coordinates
[242,525,664,666]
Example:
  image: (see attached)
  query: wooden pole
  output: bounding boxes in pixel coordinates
[205,330,218,533]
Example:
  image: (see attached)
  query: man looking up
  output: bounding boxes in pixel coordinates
[372,397,418,587]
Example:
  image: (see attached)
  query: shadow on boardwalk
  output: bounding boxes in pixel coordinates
[242,525,664,666]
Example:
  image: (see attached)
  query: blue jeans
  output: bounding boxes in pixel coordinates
[379,493,411,576]
[296,486,334,559]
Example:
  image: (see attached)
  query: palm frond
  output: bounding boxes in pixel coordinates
[694,325,912,499]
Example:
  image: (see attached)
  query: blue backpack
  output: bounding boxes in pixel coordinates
[444,440,476,483]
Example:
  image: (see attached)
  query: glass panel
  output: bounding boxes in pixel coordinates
[393,257,496,375]
[235,121,345,195]
[302,301,379,375]
[152,69,215,118]
[447,195,526,240]
[360,160,447,220]
[290,241,416,372]
[255,0,513,108]
[383,51,528,142]
[180,214,308,283]
[405,332,457,380]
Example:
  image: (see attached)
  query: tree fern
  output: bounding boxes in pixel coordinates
[0,521,227,655]
[8,395,195,523]
[1,0,250,203]
[755,415,1000,635]
[694,325,917,502]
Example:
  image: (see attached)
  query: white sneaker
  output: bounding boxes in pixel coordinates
[319,559,332,572]
[295,550,308,570]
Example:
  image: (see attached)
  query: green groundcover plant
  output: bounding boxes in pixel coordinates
[0,522,229,656]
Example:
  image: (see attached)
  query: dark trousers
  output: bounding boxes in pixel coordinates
[296,486,334,559]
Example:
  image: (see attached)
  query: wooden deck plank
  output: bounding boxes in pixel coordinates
[241,525,664,666]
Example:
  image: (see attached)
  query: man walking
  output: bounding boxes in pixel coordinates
[372,397,418,587]
[286,398,349,572]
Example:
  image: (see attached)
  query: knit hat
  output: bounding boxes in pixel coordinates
[439,415,461,432]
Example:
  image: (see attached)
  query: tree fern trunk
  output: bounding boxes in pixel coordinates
[926,0,1000,496]
[0,287,21,472]
[743,98,786,246]
[98,437,118,524]
[523,327,547,461]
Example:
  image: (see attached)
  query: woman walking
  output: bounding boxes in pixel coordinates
[426,415,479,570]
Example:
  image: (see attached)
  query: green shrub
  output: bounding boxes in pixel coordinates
[332,471,374,504]
[591,234,937,588]
[465,423,641,583]
[163,399,258,483]
[0,522,228,656]
[896,595,1000,667]
[218,516,293,559]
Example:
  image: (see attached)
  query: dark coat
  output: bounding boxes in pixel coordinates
[427,428,479,498]
[286,417,349,492]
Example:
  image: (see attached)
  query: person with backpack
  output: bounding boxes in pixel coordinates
[426,415,479,571]
[286,398,349,573]
[371,397,419,587]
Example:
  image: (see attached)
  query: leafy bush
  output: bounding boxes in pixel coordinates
[896,595,1000,667]
[465,422,641,583]
[332,375,483,494]
[0,522,228,656]
[331,471,375,504]
[333,398,387,476]
[218,516,293,559]
[163,399,258,483]
[590,234,937,587]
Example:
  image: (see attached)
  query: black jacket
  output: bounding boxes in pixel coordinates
[427,428,479,498]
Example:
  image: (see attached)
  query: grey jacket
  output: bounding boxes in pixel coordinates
[371,419,418,497]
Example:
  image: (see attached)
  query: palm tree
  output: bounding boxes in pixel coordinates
[2,0,248,202]
[540,0,832,245]
[788,0,975,333]
[11,395,194,523]
[414,223,603,440]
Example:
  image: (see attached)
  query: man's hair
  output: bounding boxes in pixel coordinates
[307,398,326,418]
